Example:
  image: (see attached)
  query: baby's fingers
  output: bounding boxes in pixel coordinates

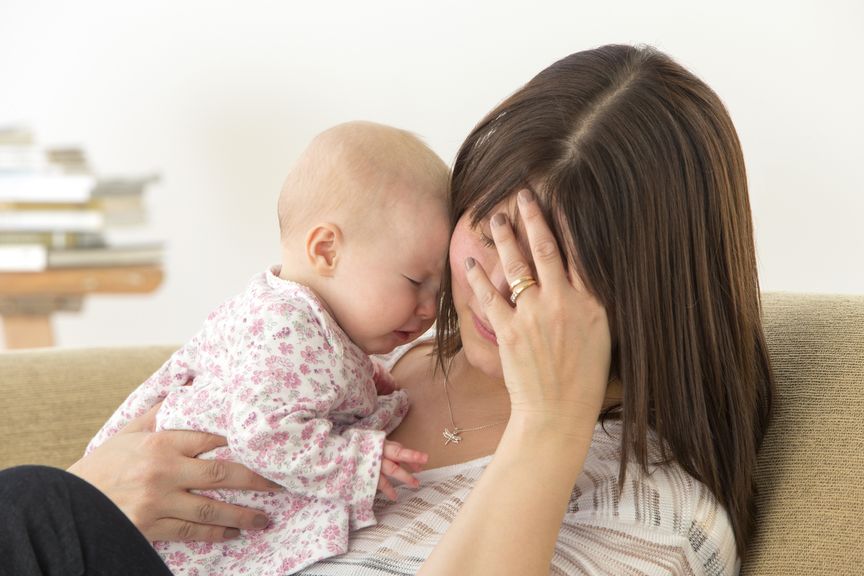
[377,475,398,501]
[381,457,421,489]
[382,440,428,466]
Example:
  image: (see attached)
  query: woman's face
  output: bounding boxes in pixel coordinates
[449,196,530,379]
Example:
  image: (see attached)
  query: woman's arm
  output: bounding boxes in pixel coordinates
[421,418,597,574]
[420,190,611,575]
[68,403,280,542]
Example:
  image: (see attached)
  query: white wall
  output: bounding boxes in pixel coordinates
[1,0,861,348]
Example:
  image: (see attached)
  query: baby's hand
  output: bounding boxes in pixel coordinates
[372,361,398,395]
[377,440,428,501]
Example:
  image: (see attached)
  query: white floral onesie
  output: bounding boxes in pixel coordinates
[87,266,409,575]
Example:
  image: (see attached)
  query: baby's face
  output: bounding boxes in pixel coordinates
[328,194,450,355]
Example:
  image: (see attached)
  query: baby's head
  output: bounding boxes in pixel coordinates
[278,121,450,354]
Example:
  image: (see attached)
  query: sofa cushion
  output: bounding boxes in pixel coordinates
[743,293,864,574]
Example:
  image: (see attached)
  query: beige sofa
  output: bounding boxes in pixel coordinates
[1,292,862,574]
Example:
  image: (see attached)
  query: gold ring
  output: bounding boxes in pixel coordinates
[509,279,538,304]
[508,275,536,290]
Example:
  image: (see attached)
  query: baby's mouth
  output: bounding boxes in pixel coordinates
[394,330,416,341]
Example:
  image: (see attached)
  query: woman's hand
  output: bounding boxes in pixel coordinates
[464,189,612,437]
[67,403,280,542]
[422,190,612,575]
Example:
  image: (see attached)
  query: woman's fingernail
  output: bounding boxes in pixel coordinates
[465,257,476,270]
[492,212,507,227]
[253,515,270,529]
[518,189,534,204]
[223,528,240,539]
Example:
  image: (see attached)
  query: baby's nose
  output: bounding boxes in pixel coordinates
[416,291,437,319]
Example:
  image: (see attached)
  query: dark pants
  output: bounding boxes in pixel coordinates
[0,465,172,576]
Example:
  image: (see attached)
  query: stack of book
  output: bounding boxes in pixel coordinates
[0,127,164,272]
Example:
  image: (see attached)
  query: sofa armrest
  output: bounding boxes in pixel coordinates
[0,346,176,470]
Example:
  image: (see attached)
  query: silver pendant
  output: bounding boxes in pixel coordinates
[443,427,462,445]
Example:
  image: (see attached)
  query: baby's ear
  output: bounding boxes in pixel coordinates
[305,223,341,276]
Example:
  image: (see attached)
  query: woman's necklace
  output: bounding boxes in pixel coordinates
[442,378,508,446]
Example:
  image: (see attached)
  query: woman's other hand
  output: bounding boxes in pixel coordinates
[464,189,611,438]
[67,403,280,542]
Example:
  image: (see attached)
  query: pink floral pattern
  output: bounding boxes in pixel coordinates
[87,267,409,575]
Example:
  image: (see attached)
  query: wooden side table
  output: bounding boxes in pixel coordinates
[0,266,163,349]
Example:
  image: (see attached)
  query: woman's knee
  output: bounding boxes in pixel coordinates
[0,465,76,509]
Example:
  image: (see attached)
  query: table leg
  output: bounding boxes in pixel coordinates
[2,315,54,349]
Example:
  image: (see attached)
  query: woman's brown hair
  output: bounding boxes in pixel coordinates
[437,44,774,558]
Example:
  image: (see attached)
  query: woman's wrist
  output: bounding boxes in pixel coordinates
[507,401,602,444]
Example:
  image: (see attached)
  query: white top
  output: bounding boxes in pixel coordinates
[296,337,739,575]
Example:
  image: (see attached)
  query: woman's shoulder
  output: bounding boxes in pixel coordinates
[556,419,739,575]
[373,328,437,399]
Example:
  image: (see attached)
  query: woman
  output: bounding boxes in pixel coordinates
[7,44,773,575]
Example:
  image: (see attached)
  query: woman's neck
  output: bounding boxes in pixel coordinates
[445,349,622,415]
[442,351,512,426]
[388,345,623,470]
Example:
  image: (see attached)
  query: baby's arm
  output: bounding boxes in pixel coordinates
[365,356,428,498]
[226,354,404,507]
[223,306,417,514]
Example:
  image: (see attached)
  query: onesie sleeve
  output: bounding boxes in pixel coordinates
[224,302,387,523]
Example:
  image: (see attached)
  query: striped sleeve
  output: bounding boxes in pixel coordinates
[554,422,739,575]
[295,420,738,576]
